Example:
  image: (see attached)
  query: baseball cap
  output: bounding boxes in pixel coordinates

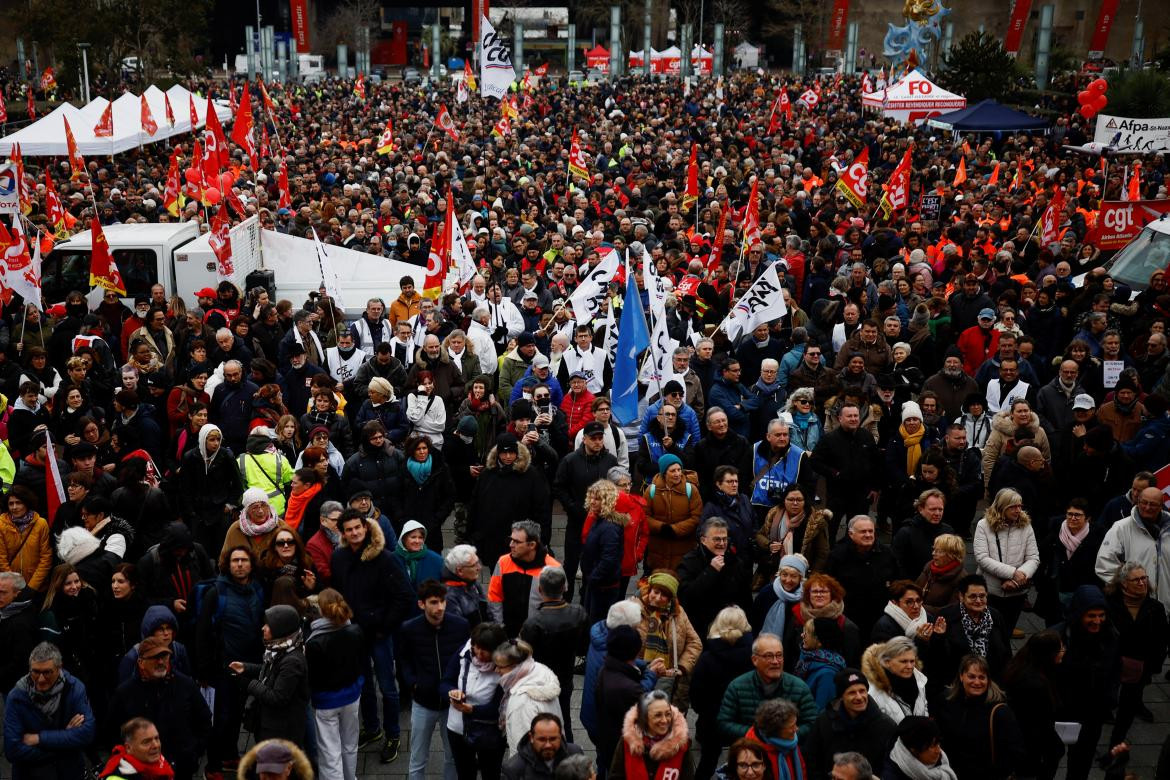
[978,308,996,321]
[194,287,217,299]
[583,421,606,437]
[532,354,550,369]
[1072,393,1097,411]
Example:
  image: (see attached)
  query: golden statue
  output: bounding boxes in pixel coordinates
[903,0,941,22]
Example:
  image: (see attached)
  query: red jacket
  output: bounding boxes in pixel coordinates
[581,492,648,578]
[957,325,1000,377]
[560,389,596,440]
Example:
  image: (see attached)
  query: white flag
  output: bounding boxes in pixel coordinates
[722,262,788,342]
[602,296,619,365]
[480,15,515,101]
[638,313,677,393]
[566,247,619,326]
[643,249,667,320]
[6,221,43,310]
[448,217,478,292]
[456,79,469,103]
[311,227,345,310]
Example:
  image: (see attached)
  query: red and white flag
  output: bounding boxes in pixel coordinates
[94,103,114,137]
[208,207,234,279]
[64,118,86,179]
[435,104,460,141]
[164,93,176,127]
[682,143,699,211]
[278,160,292,210]
[740,176,762,252]
[44,429,66,520]
[0,91,7,124]
[230,85,259,168]
[1039,189,1065,246]
[140,93,158,136]
[797,89,819,110]
[835,146,870,208]
[188,95,199,130]
[880,148,913,218]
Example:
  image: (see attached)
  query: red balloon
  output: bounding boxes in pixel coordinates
[204,187,221,204]
[219,171,234,190]
[1080,106,1097,120]
[1090,78,1108,93]
[184,167,199,184]
[1094,94,1108,111]
[1077,90,1093,106]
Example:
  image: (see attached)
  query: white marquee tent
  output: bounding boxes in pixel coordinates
[861,69,966,125]
[0,84,231,156]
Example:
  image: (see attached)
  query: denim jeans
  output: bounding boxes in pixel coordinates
[360,633,401,736]
[408,702,456,780]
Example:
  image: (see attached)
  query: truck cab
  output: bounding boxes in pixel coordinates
[43,221,204,304]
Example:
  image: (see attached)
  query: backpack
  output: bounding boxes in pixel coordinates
[191,579,227,627]
[648,482,692,500]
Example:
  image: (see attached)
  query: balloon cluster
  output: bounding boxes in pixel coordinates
[1077,78,1108,120]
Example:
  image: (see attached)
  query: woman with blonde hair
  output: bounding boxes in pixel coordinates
[494,638,562,755]
[916,534,967,616]
[860,636,929,724]
[780,388,822,452]
[691,606,755,779]
[974,488,1040,633]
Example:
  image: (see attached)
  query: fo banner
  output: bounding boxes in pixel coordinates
[1004,0,1033,56]
[1091,200,1170,250]
[1087,0,1121,59]
[1094,115,1170,154]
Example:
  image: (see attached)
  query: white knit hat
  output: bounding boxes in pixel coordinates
[56,527,100,566]
[901,401,923,422]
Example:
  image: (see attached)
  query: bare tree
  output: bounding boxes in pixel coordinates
[762,0,825,43]
[319,0,379,50]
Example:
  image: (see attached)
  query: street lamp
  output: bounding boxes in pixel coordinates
[77,43,91,104]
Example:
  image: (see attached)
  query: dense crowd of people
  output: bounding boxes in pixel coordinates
[0,62,1168,780]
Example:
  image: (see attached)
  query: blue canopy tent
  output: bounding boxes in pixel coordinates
[927,99,1050,133]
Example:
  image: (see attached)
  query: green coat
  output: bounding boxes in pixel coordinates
[717,669,818,742]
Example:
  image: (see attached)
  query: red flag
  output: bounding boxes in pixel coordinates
[952,156,967,187]
[682,143,699,211]
[27,89,35,121]
[987,161,1001,187]
[229,84,238,115]
[1004,0,1034,55]
[835,147,870,208]
[568,130,589,180]
[204,96,230,167]
[741,176,762,252]
[64,118,86,180]
[140,94,158,136]
[767,94,784,135]
[706,206,728,272]
[435,104,460,141]
[39,67,56,91]
[164,93,176,127]
[1153,462,1170,510]
[278,160,292,210]
[798,89,819,110]
[230,85,259,168]
[1088,0,1122,59]
[881,148,913,217]
[257,77,275,112]
[43,429,66,521]
[1127,162,1142,201]
[88,218,126,294]
[163,151,182,217]
[779,90,792,118]
[184,140,205,203]
[354,74,366,99]
[11,143,29,215]
[0,91,7,124]
[1040,189,1065,245]
[44,173,70,237]
[423,222,448,298]
[94,102,114,137]
[188,95,199,130]
[490,116,511,137]
[208,208,234,278]
[260,123,271,159]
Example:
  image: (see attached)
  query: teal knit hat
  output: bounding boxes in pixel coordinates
[658,453,683,476]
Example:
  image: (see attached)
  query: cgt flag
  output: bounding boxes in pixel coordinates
[89,218,126,295]
[567,247,619,326]
[376,121,395,155]
[835,146,869,209]
[94,103,114,138]
[435,105,461,142]
[722,262,788,342]
[480,15,515,100]
[682,143,699,211]
[568,130,589,180]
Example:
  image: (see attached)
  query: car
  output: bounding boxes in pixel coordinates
[1072,213,1170,296]
[568,69,584,83]
[586,68,604,84]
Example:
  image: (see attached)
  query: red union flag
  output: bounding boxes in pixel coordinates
[1088,0,1121,59]
[826,0,850,51]
[880,148,913,218]
[1004,0,1034,56]
[1039,190,1064,245]
[568,130,589,180]
[209,208,234,278]
[1089,200,1170,249]
[94,103,114,137]
[798,89,819,110]
[835,146,870,208]
[140,94,158,136]
[64,118,86,180]
[89,219,125,294]
[435,104,460,141]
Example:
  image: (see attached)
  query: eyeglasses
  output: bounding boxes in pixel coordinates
[754,652,784,662]
[508,537,531,546]
[794,398,811,405]
[964,593,988,601]
[1127,575,1149,584]
[29,668,57,678]
[1065,511,1086,519]
[275,539,296,547]
[736,761,766,773]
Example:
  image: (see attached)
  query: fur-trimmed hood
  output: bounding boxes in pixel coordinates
[860,642,923,695]
[990,407,1042,436]
[236,739,313,779]
[484,441,532,472]
[620,702,690,760]
[359,516,387,562]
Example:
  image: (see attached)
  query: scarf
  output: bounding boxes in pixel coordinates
[467,393,493,413]
[1059,520,1091,559]
[754,377,785,396]
[791,410,815,431]
[8,511,33,531]
[99,745,176,779]
[899,423,926,476]
[238,508,279,537]
[959,602,993,658]
[284,482,322,532]
[883,601,928,637]
[889,739,958,780]
[795,647,845,679]
[929,558,962,578]
[406,455,433,484]
[769,511,805,546]
[321,525,341,548]
[17,674,65,720]
[498,656,536,730]
[395,543,428,581]
[762,735,806,780]
[762,579,804,638]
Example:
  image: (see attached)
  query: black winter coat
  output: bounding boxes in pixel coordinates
[105,671,212,773]
[305,621,366,697]
[927,603,1012,687]
[594,656,647,772]
[892,515,956,580]
[690,634,754,744]
[803,699,898,780]
[934,693,1024,780]
[330,523,414,639]
[676,544,753,638]
[825,541,899,641]
[242,646,310,742]
[687,432,753,501]
[395,450,456,548]
[177,446,243,528]
[468,444,552,562]
[343,441,404,515]
[520,600,589,692]
[554,446,619,527]
[812,426,883,499]
[397,613,471,709]
[1106,591,1168,685]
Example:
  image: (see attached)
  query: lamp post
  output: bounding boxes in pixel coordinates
[77,43,91,104]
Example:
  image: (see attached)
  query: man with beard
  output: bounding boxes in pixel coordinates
[277,345,325,420]
[922,347,979,420]
[349,297,392,353]
[210,360,260,454]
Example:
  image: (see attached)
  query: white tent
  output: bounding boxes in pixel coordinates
[861,69,966,125]
[656,45,682,74]
[733,41,760,69]
[690,45,713,74]
[0,87,232,156]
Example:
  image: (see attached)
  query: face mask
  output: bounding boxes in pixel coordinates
[458,433,474,444]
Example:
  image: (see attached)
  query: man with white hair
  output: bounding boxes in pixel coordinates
[467,307,499,376]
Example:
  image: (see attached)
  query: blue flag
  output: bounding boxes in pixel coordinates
[612,264,650,425]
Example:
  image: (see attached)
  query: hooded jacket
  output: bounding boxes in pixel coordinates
[177,424,243,527]
[469,443,552,565]
[134,522,214,616]
[980,408,1052,489]
[330,517,414,639]
[502,661,562,754]
[236,740,313,780]
[642,470,703,572]
[115,605,194,682]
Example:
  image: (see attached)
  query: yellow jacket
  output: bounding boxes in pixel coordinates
[0,513,53,592]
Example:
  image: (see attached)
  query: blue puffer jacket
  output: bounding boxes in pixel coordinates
[580,621,657,740]
[3,670,95,780]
